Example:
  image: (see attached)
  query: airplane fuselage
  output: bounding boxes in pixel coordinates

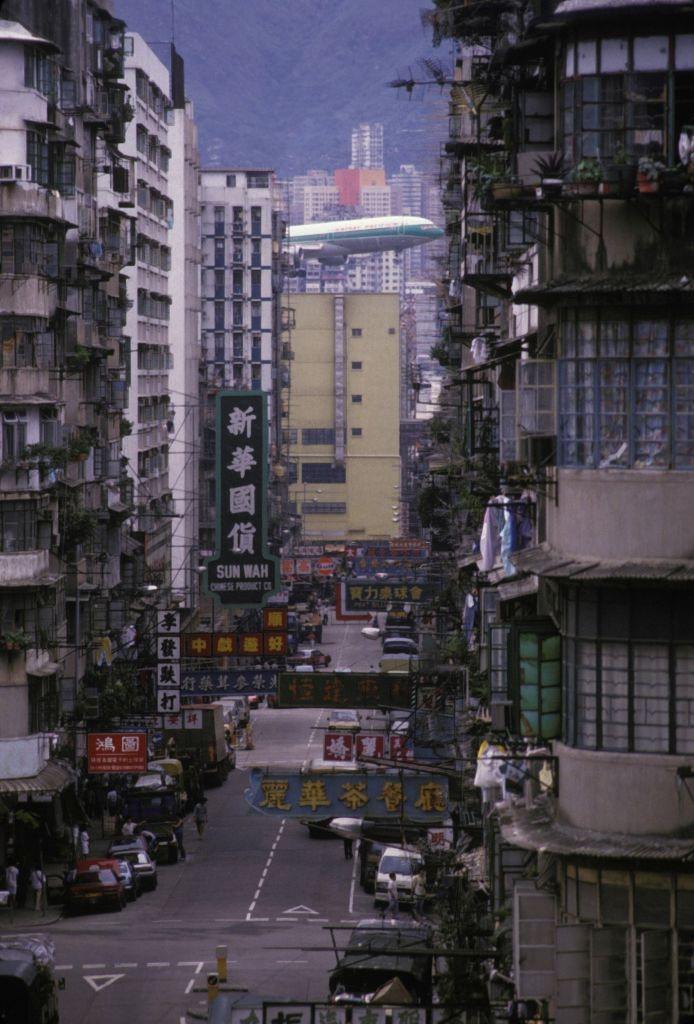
[287,215,444,265]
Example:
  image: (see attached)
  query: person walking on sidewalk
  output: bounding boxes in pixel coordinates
[29,866,45,911]
[343,837,354,860]
[4,862,18,910]
[413,867,427,921]
[173,816,186,860]
[79,824,90,857]
[386,872,399,918]
[193,798,208,839]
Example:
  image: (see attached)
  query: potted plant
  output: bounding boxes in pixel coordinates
[532,152,566,196]
[0,630,32,655]
[637,155,666,194]
[603,143,637,194]
[567,159,602,195]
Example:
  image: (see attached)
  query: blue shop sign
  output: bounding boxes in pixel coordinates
[181,668,277,697]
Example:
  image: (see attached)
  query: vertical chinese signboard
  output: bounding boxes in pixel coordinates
[205,393,279,607]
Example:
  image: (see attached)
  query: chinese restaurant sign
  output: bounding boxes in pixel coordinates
[180,668,277,697]
[323,732,412,761]
[87,732,148,773]
[247,768,448,818]
[278,672,411,710]
[343,580,432,612]
[205,392,279,607]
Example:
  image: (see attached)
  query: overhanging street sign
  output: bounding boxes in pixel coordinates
[247,767,449,818]
[278,672,411,709]
[205,392,279,607]
[181,668,277,697]
[343,580,431,612]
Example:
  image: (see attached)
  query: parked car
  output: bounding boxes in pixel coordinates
[326,709,361,732]
[135,821,179,865]
[77,857,140,902]
[374,846,425,908]
[381,637,419,657]
[287,647,331,669]
[64,866,126,915]
[223,696,250,727]
[107,840,158,891]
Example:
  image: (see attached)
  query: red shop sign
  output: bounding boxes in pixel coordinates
[87,732,148,774]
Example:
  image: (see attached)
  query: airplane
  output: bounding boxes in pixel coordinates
[286,215,444,265]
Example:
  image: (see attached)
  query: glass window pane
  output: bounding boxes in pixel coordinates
[633,644,670,752]
[676,646,694,754]
[634,359,669,468]
[633,37,669,71]
[675,34,694,70]
[674,359,694,468]
[599,359,629,467]
[578,40,597,75]
[601,641,629,750]
[576,640,598,748]
[565,43,575,78]
[601,38,628,73]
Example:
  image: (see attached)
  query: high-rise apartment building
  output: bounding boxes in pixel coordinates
[286,294,401,542]
[121,34,175,589]
[167,54,201,610]
[0,1,134,731]
[350,122,384,170]
[302,183,341,222]
[198,169,284,557]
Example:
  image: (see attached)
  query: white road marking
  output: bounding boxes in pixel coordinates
[277,917,297,922]
[246,817,285,918]
[276,959,308,964]
[146,962,169,967]
[185,978,195,994]
[83,964,106,969]
[178,961,204,967]
[247,916,269,921]
[282,904,318,914]
[114,962,138,968]
[84,974,124,992]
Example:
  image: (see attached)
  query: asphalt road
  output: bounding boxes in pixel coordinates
[51,619,382,1023]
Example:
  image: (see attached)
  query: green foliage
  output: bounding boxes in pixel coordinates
[572,158,602,184]
[0,630,32,653]
[68,427,99,459]
[65,345,92,373]
[119,417,133,437]
[22,443,69,469]
[77,665,151,725]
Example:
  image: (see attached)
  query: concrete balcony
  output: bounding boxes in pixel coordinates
[0,181,65,222]
[0,367,57,401]
[0,275,58,318]
[0,548,50,585]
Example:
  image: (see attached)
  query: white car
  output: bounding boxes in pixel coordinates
[374,846,424,908]
[326,709,361,732]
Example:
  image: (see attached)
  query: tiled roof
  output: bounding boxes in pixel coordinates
[512,544,694,582]
[513,271,694,305]
[498,795,694,861]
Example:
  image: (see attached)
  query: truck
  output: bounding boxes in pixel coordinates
[160,702,232,787]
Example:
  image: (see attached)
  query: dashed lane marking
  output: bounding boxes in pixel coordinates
[185,979,195,994]
[146,962,170,967]
[83,963,106,969]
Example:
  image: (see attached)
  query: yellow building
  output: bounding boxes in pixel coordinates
[287,293,401,541]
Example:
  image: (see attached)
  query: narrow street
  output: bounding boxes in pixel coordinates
[51,622,381,1023]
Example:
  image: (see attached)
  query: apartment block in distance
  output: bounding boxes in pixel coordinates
[286,293,401,542]
[121,33,175,588]
[198,169,284,557]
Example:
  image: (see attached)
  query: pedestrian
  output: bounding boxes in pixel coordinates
[386,871,399,918]
[343,837,354,860]
[193,798,208,839]
[106,786,119,816]
[4,862,18,910]
[121,816,137,837]
[413,867,426,921]
[173,817,186,861]
[29,865,45,912]
[79,824,90,857]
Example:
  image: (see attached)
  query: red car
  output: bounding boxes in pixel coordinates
[287,647,332,669]
[64,864,126,914]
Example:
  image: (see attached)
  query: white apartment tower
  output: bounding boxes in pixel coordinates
[121,33,174,586]
[350,123,384,170]
[167,51,201,610]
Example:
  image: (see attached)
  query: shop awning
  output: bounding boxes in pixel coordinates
[512,544,694,582]
[0,760,75,797]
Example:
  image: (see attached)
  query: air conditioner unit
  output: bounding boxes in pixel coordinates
[0,164,32,183]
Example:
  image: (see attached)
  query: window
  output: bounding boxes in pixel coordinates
[282,429,298,445]
[226,174,236,187]
[214,301,225,330]
[301,463,346,483]
[251,238,261,267]
[351,427,363,436]
[232,333,244,359]
[563,586,694,753]
[251,301,262,331]
[351,361,363,370]
[214,207,225,235]
[0,318,54,368]
[214,238,225,268]
[250,206,262,235]
[2,410,27,460]
[136,125,147,154]
[40,408,60,447]
[351,328,363,337]
[232,269,244,296]
[302,502,347,515]
[214,270,225,299]
[0,500,37,552]
[302,429,335,445]
[247,173,269,189]
[213,333,225,363]
[559,312,694,469]
[251,270,262,299]
[351,394,363,404]
[233,301,243,327]
[388,328,397,335]
[26,129,49,186]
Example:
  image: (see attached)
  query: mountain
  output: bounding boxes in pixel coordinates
[113,0,446,176]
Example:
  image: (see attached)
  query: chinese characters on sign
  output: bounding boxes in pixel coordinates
[323,733,411,762]
[343,580,431,612]
[278,672,411,710]
[182,632,288,657]
[180,668,277,698]
[205,393,279,607]
[87,732,147,773]
[156,609,181,714]
[248,768,448,819]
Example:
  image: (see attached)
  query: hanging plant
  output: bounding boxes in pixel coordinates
[0,630,32,654]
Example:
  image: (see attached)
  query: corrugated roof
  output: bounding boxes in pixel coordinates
[556,0,687,11]
[514,272,694,306]
[512,544,694,581]
[499,796,694,861]
[0,759,75,796]
[0,19,59,50]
